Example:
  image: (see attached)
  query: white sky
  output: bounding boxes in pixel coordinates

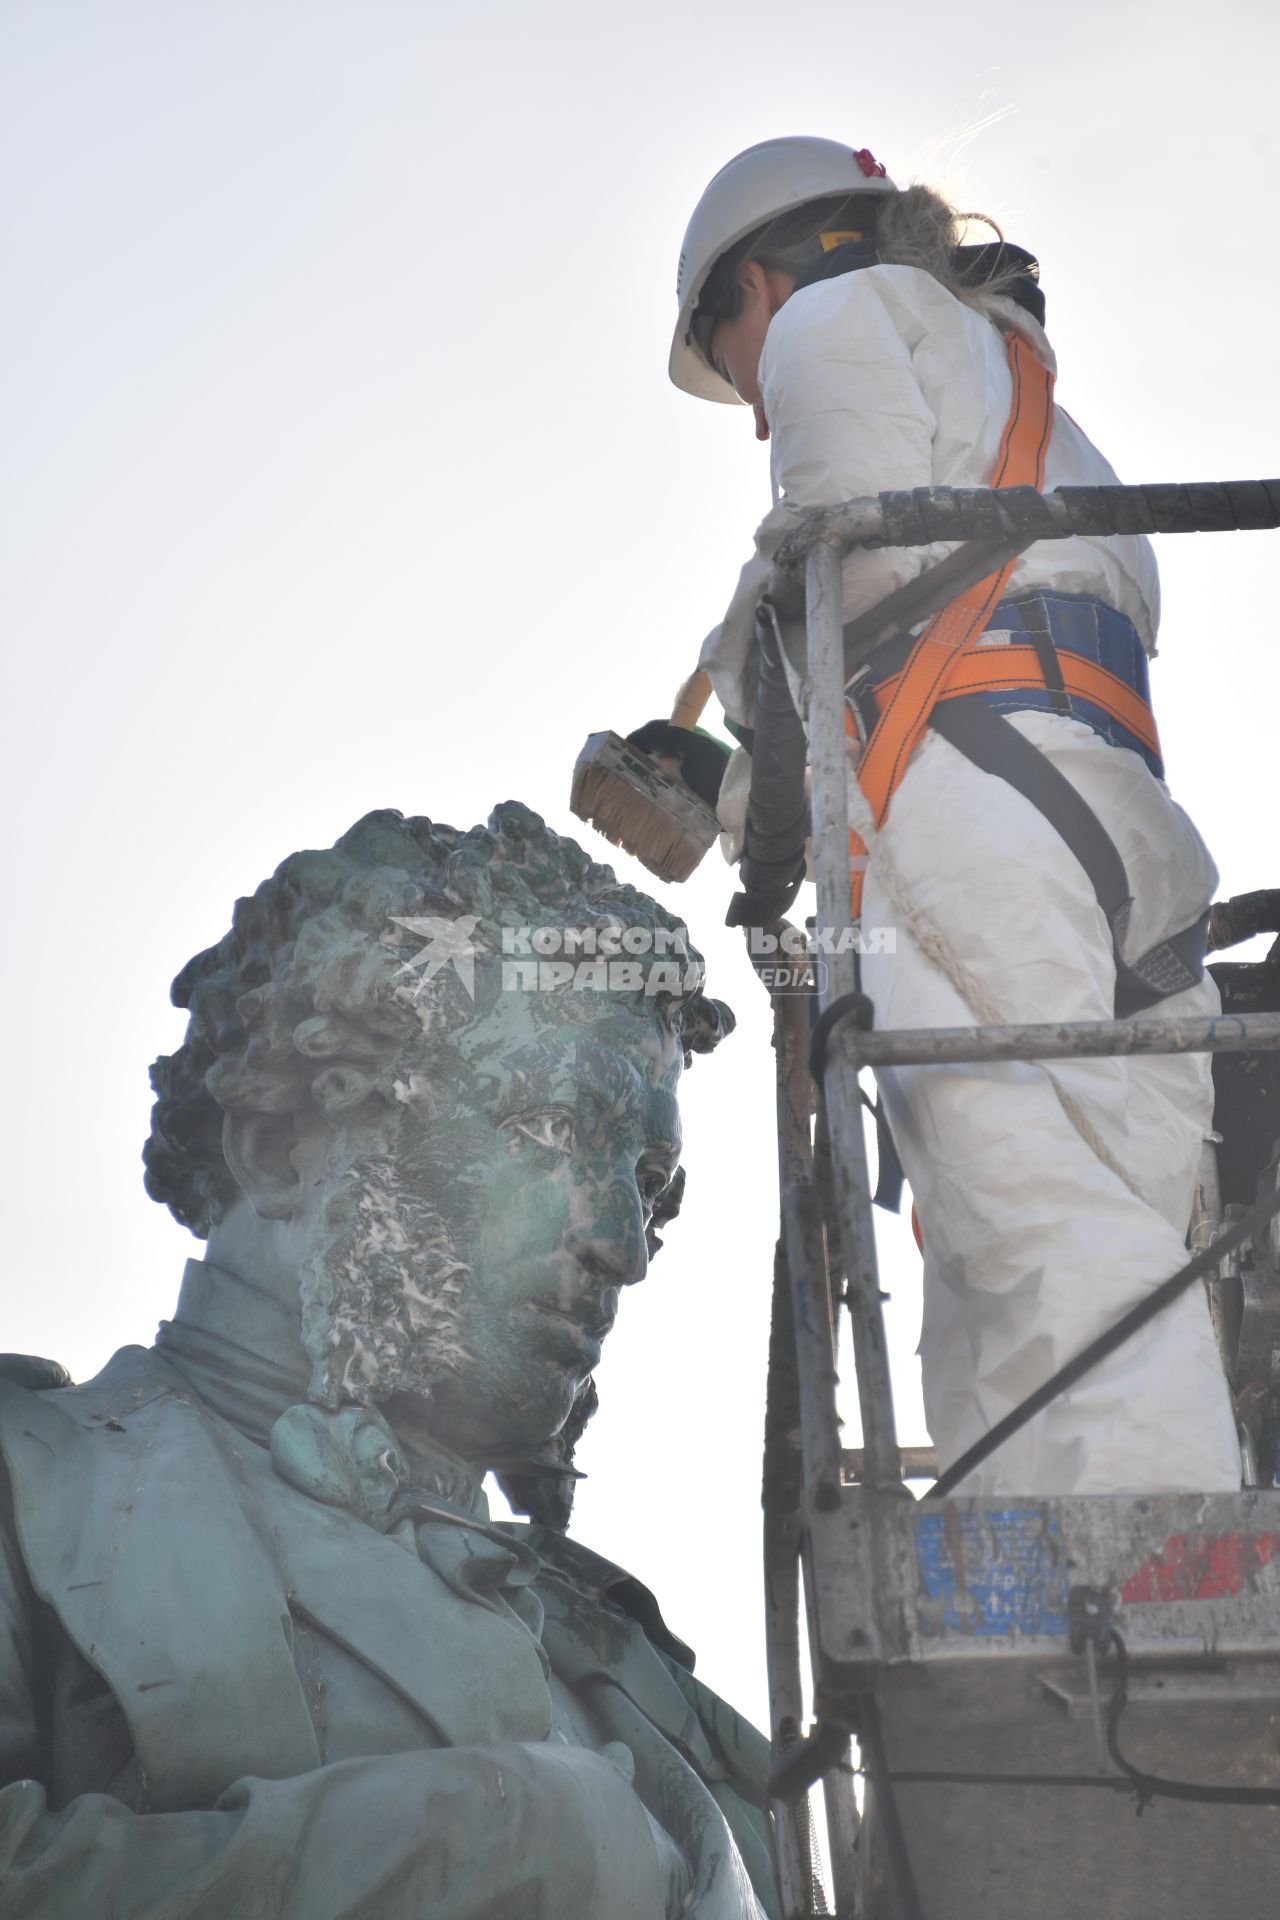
[2,0,1278,1734]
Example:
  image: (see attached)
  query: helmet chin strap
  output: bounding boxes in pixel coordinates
[789,234,882,291]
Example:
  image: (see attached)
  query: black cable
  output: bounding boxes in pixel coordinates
[779,1640,1280,1915]
[927,1176,1280,1499]
[809,990,875,1081]
[728,602,809,927]
[1105,1630,1280,1809]
[887,1634,1280,1810]
[890,1769,1131,1793]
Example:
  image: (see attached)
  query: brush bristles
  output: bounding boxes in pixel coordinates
[575,765,705,882]
[571,732,720,884]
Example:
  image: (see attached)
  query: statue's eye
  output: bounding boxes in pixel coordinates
[637,1162,673,1210]
[501,1109,575,1157]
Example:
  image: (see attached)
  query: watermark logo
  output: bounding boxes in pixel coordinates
[755,959,830,995]
[744,923,895,997]
[499,923,699,996]
[498,921,895,995]
[390,914,480,1000]
[388,916,894,1001]
[745,925,896,959]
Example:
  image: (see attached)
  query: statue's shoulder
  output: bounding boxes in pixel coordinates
[0,1347,190,1471]
[516,1524,771,1807]
[516,1524,697,1667]
[0,1346,187,1402]
[0,1353,82,1456]
[0,1353,74,1391]
[0,1349,176,1590]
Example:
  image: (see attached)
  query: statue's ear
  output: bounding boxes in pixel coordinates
[221,1109,320,1220]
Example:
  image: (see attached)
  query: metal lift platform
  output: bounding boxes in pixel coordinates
[743,480,1280,1919]
[830,1484,1280,1917]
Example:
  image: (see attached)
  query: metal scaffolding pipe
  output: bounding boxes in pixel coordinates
[782,1182,845,1515]
[772,477,1280,576]
[804,537,903,1493]
[831,1010,1280,1071]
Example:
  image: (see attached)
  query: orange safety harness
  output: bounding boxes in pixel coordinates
[841,333,1206,1246]
[866,646,1160,767]
[845,331,1162,922]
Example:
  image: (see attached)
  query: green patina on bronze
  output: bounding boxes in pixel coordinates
[0,802,775,1920]
[144,800,732,1506]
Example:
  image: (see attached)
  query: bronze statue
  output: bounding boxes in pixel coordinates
[0,804,776,1918]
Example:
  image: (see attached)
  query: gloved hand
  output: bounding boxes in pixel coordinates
[624,721,732,811]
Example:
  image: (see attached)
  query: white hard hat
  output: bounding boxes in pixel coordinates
[669,137,897,403]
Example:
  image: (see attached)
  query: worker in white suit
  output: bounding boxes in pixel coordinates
[670,136,1241,1497]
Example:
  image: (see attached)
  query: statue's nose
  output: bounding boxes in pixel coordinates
[566,1177,649,1288]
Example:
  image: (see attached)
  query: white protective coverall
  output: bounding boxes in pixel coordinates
[701,263,1241,1496]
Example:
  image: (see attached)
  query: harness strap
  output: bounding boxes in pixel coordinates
[848,333,1055,915]
[839,333,1204,1019]
[929,696,1208,1015]
[868,646,1162,761]
[1017,596,1071,717]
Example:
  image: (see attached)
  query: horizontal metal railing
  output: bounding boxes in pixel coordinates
[829,1011,1280,1071]
[772,478,1280,574]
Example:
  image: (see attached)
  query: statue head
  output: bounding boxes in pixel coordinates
[144,803,731,1492]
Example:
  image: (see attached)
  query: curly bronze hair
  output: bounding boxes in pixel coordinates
[144,801,732,1238]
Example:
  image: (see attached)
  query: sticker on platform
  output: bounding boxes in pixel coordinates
[1121,1532,1280,1604]
[916,1507,1072,1638]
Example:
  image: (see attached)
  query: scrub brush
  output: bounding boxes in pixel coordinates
[570,670,732,884]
